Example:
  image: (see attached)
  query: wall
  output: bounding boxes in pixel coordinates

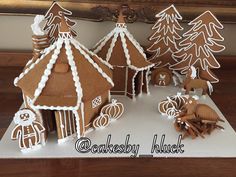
[0,15,235,55]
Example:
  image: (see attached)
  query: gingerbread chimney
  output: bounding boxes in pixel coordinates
[116,10,126,28]
[31,15,49,58]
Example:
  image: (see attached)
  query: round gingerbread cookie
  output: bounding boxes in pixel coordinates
[151,68,172,86]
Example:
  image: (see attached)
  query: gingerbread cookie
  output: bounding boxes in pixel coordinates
[169,92,188,109]
[158,93,188,119]
[170,11,225,83]
[183,66,214,96]
[158,97,177,115]
[151,68,173,86]
[92,113,110,129]
[43,1,77,44]
[175,96,224,139]
[147,5,183,68]
[101,99,124,121]
[11,109,45,152]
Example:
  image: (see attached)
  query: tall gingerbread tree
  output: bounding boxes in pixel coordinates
[43,2,77,44]
[170,11,225,83]
[147,5,183,68]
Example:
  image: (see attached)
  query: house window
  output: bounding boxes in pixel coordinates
[92,96,102,108]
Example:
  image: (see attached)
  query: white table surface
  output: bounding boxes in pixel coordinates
[0,86,236,158]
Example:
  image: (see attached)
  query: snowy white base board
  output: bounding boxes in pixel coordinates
[0,86,236,158]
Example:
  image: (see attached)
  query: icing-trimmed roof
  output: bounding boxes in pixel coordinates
[93,18,154,71]
[14,24,113,111]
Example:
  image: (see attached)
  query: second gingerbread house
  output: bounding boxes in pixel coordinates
[93,11,154,99]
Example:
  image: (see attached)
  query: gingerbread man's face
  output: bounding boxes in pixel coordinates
[13,109,36,126]
[19,113,30,121]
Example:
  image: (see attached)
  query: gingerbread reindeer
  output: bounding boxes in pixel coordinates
[175,96,224,139]
[179,96,224,123]
[183,66,213,96]
[11,109,45,151]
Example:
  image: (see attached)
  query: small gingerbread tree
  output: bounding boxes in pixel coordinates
[43,2,77,44]
[170,11,225,83]
[147,5,183,68]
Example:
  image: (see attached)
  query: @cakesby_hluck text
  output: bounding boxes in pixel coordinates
[75,134,184,157]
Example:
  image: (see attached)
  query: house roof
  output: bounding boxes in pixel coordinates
[14,17,113,111]
[93,11,154,71]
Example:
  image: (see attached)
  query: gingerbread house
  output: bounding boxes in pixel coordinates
[14,16,114,143]
[93,11,154,99]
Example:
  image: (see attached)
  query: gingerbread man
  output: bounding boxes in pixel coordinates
[11,109,45,151]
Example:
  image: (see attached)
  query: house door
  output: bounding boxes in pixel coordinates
[54,110,77,143]
[134,71,143,96]
[111,66,127,95]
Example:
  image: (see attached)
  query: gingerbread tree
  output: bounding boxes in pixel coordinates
[147,5,183,68]
[170,11,225,83]
[43,1,77,44]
